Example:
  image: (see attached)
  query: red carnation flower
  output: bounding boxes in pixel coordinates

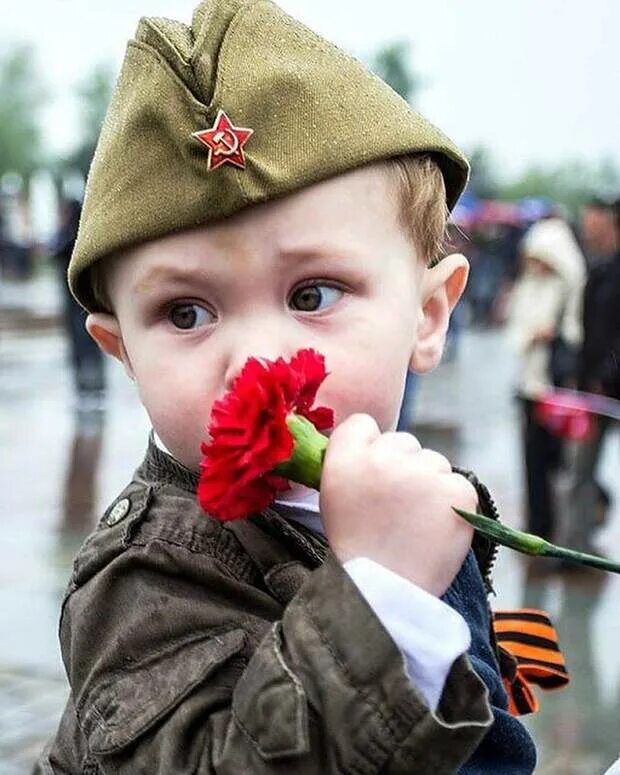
[198,348,333,521]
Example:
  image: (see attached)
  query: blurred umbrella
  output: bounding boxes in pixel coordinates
[518,196,556,224]
[451,190,481,229]
[476,199,522,226]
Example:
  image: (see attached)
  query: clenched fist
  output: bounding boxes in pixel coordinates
[320,413,478,597]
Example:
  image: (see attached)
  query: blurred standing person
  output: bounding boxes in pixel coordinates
[561,199,620,555]
[396,369,418,431]
[580,198,618,268]
[50,199,106,409]
[507,217,586,542]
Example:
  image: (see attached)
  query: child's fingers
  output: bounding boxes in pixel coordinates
[413,448,452,472]
[325,413,380,462]
[373,431,422,455]
[449,474,479,513]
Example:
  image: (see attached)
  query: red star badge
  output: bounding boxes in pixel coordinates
[192,110,253,172]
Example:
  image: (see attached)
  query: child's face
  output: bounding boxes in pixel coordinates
[91,164,465,471]
[524,256,555,276]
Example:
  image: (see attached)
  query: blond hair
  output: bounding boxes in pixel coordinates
[386,154,449,266]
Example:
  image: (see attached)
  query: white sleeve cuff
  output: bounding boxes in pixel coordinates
[344,556,471,711]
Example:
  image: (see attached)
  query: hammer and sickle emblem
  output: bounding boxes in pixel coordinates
[193,111,253,170]
[212,130,239,157]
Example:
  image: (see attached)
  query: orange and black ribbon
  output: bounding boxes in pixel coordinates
[492,608,570,716]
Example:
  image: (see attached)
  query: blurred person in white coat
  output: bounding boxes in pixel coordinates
[606,757,620,774]
[507,216,586,544]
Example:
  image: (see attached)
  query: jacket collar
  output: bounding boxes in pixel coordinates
[140,432,328,571]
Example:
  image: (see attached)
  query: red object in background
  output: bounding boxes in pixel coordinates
[198,349,333,521]
[476,200,522,227]
[535,390,594,441]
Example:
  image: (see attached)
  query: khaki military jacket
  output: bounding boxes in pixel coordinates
[35,438,498,774]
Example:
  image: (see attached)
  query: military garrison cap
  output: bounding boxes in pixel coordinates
[69,0,469,310]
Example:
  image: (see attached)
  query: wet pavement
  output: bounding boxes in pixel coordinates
[1,273,619,773]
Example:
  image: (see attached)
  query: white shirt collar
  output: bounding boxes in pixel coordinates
[153,429,324,529]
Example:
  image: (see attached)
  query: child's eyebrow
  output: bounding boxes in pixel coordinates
[132,265,213,294]
[277,244,360,264]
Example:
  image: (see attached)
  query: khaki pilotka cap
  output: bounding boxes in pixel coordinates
[69,0,470,311]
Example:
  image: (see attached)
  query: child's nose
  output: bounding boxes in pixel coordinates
[223,331,296,391]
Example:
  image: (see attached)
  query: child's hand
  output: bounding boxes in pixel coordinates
[528,325,556,348]
[320,413,477,597]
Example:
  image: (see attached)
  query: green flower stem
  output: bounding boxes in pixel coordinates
[273,414,329,490]
[271,414,620,575]
[454,508,620,574]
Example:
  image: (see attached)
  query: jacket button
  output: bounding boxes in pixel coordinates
[106,498,131,526]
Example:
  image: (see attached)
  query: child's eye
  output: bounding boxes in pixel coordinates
[168,303,215,330]
[289,284,343,312]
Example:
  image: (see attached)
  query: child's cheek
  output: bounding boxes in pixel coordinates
[321,379,403,434]
[137,379,210,470]
[151,412,205,470]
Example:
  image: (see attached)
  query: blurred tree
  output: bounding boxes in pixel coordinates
[64,64,114,178]
[369,41,420,104]
[78,64,114,148]
[499,157,620,216]
[0,46,44,181]
[466,146,500,199]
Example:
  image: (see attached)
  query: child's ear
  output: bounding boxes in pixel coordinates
[410,253,469,373]
[86,313,135,380]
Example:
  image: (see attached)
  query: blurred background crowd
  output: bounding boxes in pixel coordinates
[1,2,619,773]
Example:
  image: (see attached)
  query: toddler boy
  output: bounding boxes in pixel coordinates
[37,1,537,772]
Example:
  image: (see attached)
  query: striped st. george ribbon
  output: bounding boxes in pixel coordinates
[492,608,570,716]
